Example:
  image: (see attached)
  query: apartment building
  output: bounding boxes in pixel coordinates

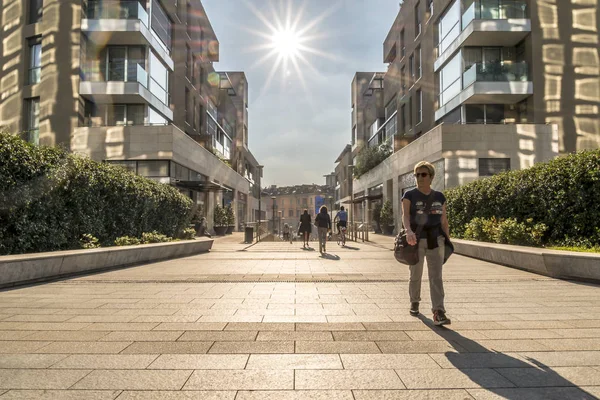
[337,0,599,232]
[0,0,263,230]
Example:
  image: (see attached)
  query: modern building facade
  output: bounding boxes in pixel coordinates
[261,184,334,233]
[337,0,599,232]
[0,0,263,230]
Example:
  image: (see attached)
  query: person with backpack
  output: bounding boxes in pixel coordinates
[314,205,332,254]
[401,161,451,326]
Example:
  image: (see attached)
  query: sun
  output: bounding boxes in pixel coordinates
[271,28,301,59]
[241,0,341,97]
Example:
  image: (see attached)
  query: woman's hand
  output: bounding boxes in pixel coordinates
[407,231,417,246]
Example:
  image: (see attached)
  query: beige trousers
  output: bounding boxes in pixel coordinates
[409,236,446,313]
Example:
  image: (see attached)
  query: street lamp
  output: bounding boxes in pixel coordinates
[271,196,276,236]
[256,165,264,242]
[278,210,282,238]
[347,164,354,241]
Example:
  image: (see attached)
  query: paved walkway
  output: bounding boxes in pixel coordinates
[0,234,599,399]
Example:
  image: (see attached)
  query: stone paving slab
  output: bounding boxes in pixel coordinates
[1,238,599,397]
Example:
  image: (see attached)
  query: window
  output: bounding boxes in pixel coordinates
[28,39,41,84]
[110,104,144,126]
[479,158,510,176]
[409,53,415,84]
[192,97,197,130]
[149,106,167,125]
[192,56,197,85]
[24,97,40,145]
[400,104,406,132]
[416,90,423,124]
[437,0,461,54]
[29,0,43,24]
[385,96,397,119]
[185,87,190,125]
[401,66,406,95]
[416,46,422,79]
[408,96,413,129]
[400,29,405,58]
[108,47,126,81]
[151,0,172,50]
[289,210,294,217]
[439,52,462,106]
[149,52,168,105]
[426,0,433,21]
[185,45,191,80]
[414,1,421,37]
[137,160,169,177]
[186,2,192,38]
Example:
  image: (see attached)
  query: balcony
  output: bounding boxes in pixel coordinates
[367,112,397,149]
[435,61,532,121]
[79,64,172,121]
[82,0,174,71]
[434,1,530,71]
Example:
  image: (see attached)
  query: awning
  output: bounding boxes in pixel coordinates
[348,193,383,203]
[173,179,232,192]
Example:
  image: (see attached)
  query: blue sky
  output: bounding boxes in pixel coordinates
[202,0,400,187]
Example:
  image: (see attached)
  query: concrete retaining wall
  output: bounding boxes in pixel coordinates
[0,238,213,288]
[453,238,600,282]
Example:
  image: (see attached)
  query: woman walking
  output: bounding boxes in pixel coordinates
[298,209,312,248]
[315,205,332,254]
[401,161,451,326]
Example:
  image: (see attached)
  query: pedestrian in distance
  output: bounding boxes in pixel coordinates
[401,161,451,326]
[298,209,312,249]
[314,205,332,254]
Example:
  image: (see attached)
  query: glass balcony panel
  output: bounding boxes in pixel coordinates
[462,2,476,30]
[86,0,149,27]
[462,0,527,26]
[475,61,529,82]
[463,64,477,87]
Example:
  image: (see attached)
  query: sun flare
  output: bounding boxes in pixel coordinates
[271,28,301,59]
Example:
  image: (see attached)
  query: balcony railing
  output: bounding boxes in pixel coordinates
[85,0,149,27]
[463,61,529,88]
[368,112,397,149]
[462,0,528,30]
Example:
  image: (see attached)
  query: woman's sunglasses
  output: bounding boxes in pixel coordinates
[414,172,429,178]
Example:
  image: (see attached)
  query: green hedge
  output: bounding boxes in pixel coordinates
[445,149,600,247]
[354,144,392,178]
[0,131,193,255]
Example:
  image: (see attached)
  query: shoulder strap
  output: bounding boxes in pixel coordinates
[414,190,435,237]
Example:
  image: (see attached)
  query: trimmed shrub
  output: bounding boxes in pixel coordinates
[141,231,171,244]
[354,144,392,178]
[464,217,547,247]
[0,131,193,254]
[180,228,196,240]
[445,149,600,247]
[80,234,100,249]
[114,236,141,246]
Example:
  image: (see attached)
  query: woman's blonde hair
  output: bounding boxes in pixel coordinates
[414,161,435,178]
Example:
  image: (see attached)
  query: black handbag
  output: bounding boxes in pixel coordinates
[394,192,434,265]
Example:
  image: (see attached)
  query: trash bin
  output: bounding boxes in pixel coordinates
[244,226,254,244]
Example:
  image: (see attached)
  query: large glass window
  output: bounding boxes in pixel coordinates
[151,0,172,51]
[29,0,43,24]
[385,96,397,119]
[28,39,41,85]
[439,52,462,106]
[149,52,168,105]
[25,97,40,145]
[148,106,167,125]
[108,47,126,81]
[479,158,510,176]
[400,29,405,58]
[137,160,169,177]
[414,1,421,37]
[438,0,460,54]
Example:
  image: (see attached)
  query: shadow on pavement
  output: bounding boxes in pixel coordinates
[319,253,340,260]
[302,246,316,251]
[342,245,360,250]
[417,314,597,399]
